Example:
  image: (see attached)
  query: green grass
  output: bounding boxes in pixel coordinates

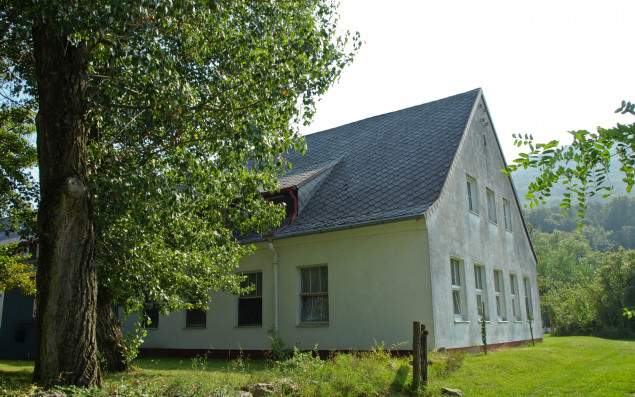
[1,335,634,396]
[425,335,635,396]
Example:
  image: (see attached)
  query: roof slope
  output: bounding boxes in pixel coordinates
[273,88,481,238]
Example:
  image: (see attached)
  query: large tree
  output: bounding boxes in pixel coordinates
[1,0,358,387]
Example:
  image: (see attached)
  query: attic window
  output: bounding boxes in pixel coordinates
[466,175,479,214]
[483,133,487,146]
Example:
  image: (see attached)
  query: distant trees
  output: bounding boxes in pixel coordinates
[526,196,635,250]
[531,224,634,337]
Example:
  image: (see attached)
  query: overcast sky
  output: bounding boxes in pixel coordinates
[301,0,635,161]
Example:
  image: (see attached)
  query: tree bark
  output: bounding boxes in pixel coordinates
[97,286,129,372]
[32,22,101,387]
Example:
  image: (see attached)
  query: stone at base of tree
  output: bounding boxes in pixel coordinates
[442,387,463,396]
[29,392,66,397]
[241,379,299,396]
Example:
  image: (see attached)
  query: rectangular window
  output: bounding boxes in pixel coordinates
[451,258,466,320]
[487,189,497,224]
[300,266,329,323]
[466,175,479,214]
[510,274,521,321]
[143,303,159,329]
[474,265,488,320]
[186,307,206,328]
[239,272,263,326]
[523,277,534,320]
[503,199,512,231]
[493,269,507,321]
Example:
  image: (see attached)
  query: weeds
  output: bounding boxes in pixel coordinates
[267,325,294,360]
[431,351,466,378]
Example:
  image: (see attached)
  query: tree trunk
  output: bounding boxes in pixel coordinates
[32,23,101,387]
[97,286,129,372]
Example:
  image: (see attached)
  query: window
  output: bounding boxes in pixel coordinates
[503,199,512,231]
[523,277,534,320]
[493,269,507,321]
[510,274,521,321]
[466,176,479,214]
[300,266,329,323]
[474,265,488,320]
[143,303,159,329]
[239,272,262,326]
[186,307,206,328]
[486,189,497,224]
[451,258,466,320]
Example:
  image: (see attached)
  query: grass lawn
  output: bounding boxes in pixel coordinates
[425,335,635,396]
[1,335,633,396]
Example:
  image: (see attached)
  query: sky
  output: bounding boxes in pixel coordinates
[300,0,635,161]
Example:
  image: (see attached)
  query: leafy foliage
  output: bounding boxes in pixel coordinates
[0,103,37,231]
[505,101,634,219]
[532,227,635,337]
[1,0,360,328]
[0,243,35,295]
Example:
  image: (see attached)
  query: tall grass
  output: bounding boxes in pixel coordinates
[1,335,633,396]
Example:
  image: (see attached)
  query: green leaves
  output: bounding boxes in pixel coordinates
[0,243,36,295]
[2,0,360,328]
[506,102,634,219]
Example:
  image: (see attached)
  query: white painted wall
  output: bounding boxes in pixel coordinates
[425,96,543,349]
[137,220,434,352]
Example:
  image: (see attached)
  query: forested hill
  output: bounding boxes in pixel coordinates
[523,195,634,250]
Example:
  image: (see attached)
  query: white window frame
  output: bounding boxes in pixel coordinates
[474,264,488,321]
[486,189,497,224]
[238,271,263,326]
[503,199,512,231]
[466,175,479,214]
[523,277,534,320]
[451,258,467,321]
[299,265,329,324]
[510,273,521,321]
[493,269,507,321]
[185,306,207,328]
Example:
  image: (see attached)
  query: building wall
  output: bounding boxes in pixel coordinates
[136,220,434,352]
[0,288,36,359]
[425,96,543,349]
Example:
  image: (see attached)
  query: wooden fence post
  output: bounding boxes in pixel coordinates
[421,323,428,384]
[413,321,421,389]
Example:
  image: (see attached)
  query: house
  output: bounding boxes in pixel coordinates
[0,224,38,359]
[135,88,542,356]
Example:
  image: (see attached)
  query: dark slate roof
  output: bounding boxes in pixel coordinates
[269,88,481,239]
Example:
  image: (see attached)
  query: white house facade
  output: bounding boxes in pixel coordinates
[131,89,542,355]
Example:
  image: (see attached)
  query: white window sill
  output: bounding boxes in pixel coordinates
[297,323,329,327]
[468,210,480,216]
[489,220,498,226]
[513,320,524,323]
[234,325,262,328]
[183,326,206,329]
[505,228,513,233]
[454,319,469,323]
[498,320,509,323]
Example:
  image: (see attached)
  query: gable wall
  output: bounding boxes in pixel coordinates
[135,220,434,352]
[425,96,542,349]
